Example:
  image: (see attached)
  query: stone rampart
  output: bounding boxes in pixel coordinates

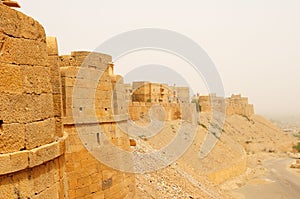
[0,4,67,198]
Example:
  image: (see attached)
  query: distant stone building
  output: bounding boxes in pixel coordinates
[198,94,254,117]
[127,82,195,121]
[130,81,190,104]
[132,81,175,103]
[226,94,254,117]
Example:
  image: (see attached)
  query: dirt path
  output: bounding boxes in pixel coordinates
[234,158,300,199]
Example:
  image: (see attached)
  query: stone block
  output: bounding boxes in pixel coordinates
[49,64,62,94]
[25,118,56,150]
[32,181,59,199]
[0,94,24,123]
[22,66,52,94]
[75,68,104,81]
[55,117,63,137]
[46,37,58,56]
[90,173,101,184]
[62,77,75,87]
[71,51,90,58]
[72,87,96,99]
[77,176,92,189]
[0,154,11,175]
[24,93,55,122]
[76,79,99,89]
[0,93,54,124]
[89,183,101,194]
[68,134,82,146]
[28,141,61,168]
[11,169,33,198]
[0,174,16,198]
[76,164,99,179]
[97,84,112,92]
[9,151,29,173]
[75,186,90,198]
[52,94,63,117]
[0,123,25,154]
[60,67,79,78]
[59,56,73,67]
[68,189,76,199]
[67,174,78,187]
[0,36,48,66]
[92,192,105,199]
[0,63,22,94]
[32,162,55,195]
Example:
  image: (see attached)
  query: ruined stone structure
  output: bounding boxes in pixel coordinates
[198,94,254,117]
[0,4,67,198]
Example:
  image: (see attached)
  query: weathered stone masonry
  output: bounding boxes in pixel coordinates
[59,51,135,199]
[198,94,254,117]
[0,4,135,199]
[0,3,67,198]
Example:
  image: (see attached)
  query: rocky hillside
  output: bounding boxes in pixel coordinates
[134,113,296,198]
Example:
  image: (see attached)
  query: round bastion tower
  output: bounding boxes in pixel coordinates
[0,3,67,198]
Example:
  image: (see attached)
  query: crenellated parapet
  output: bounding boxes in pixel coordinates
[198,94,254,117]
[225,94,254,117]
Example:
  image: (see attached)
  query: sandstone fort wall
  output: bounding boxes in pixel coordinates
[59,51,135,198]
[0,4,67,198]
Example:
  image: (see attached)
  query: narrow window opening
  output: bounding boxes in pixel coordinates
[97,133,100,144]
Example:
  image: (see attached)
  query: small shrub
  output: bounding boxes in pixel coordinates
[293,142,300,152]
[293,133,300,139]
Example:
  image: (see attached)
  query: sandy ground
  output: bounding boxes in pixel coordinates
[233,158,300,199]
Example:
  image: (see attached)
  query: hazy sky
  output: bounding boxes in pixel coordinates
[18,0,300,120]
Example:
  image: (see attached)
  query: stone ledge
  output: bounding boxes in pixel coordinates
[206,155,247,184]
[0,132,68,176]
[63,114,129,125]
